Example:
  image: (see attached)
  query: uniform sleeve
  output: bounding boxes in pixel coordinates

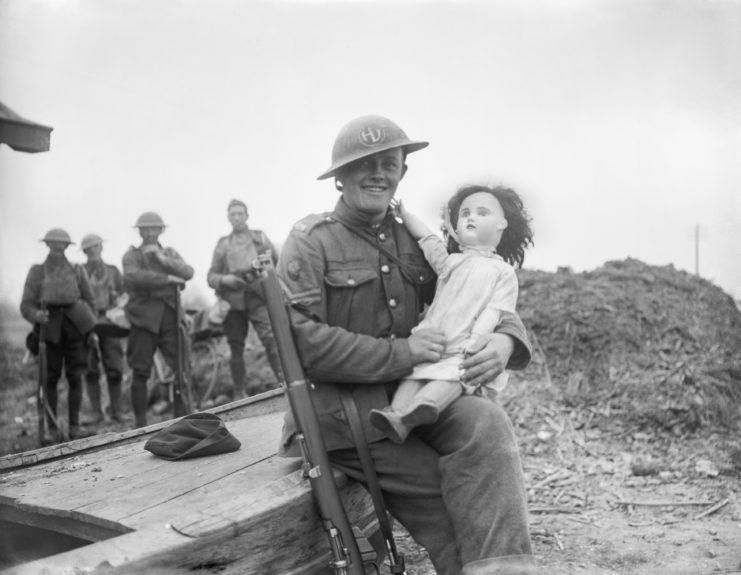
[207,239,227,290]
[277,228,413,384]
[19,266,43,324]
[161,247,194,280]
[122,249,170,289]
[495,311,532,370]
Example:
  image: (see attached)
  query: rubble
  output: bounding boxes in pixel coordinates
[516,258,741,431]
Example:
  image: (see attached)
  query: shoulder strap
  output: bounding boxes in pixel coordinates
[339,387,406,574]
[332,214,421,287]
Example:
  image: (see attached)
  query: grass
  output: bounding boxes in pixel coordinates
[0,338,45,455]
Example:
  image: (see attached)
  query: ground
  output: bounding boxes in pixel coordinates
[2,277,741,574]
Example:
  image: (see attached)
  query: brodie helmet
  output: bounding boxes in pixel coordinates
[80,233,104,251]
[317,115,429,180]
[134,211,167,228]
[40,228,74,244]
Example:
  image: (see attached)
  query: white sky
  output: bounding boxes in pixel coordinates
[1,0,740,308]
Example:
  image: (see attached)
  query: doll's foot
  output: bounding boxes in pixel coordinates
[400,402,440,428]
[369,408,409,444]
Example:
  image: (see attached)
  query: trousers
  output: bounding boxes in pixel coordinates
[44,316,88,429]
[330,395,536,575]
[222,302,282,390]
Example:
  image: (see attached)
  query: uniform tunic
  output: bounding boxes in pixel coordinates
[122,244,193,378]
[84,259,125,390]
[207,228,282,383]
[20,254,97,429]
[277,197,536,575]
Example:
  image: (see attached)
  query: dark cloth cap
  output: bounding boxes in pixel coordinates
[144,413,241,461]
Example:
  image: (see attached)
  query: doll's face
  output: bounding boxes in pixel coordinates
[455,192,508,248]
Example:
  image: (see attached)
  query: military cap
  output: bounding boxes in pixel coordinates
[144,413,241,461]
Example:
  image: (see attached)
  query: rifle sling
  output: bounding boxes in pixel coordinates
[332,214,421,288]
[339,387,405,573]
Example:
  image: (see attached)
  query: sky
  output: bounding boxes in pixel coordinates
[1,0,740,310]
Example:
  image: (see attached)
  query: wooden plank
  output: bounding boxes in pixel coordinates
[0,389,287,473]
[0,412,286,531]
[2,469,378,575]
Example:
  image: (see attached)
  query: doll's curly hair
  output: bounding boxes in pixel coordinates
[443,184,534,267]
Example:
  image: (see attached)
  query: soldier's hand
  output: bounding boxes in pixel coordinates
[33,310,49,324]
[141,244,161,255]
[221,274,247,289]
[407,328,446,364]
[460,333,514,391]
[167,275,186,286]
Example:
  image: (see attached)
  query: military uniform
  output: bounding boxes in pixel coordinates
[84,259,125,421]
[277,198,536,574]
[207,228,282,394]
[20,254,97,437]
[122,243,193,427]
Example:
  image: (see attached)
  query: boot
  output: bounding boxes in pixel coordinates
[69,425,96,440]
[108,378,124,422]
[229,350,248,400]
[84,376,105,425]
[132,375,149,428]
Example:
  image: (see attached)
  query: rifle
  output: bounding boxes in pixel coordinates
[37,301,48,447]
[173,285,190,418]
[254,255,377,575]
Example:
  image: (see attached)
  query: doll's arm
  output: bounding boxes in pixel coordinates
[396,200,434,241]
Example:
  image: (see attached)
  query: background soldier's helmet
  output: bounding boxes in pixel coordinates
[134,211,167,228]
[80,233,104,251]
[40,228,74,244]
[317,115,429,180]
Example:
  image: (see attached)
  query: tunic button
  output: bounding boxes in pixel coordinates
[381,265,390,274]
[389,298,397,308]
[378,232,386,241]
[347,278,356,286]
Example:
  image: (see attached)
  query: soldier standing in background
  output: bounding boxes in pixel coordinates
[20,228,98,442]
[207,199,282,398]
[122,212,193,428]
[81,233,126,425]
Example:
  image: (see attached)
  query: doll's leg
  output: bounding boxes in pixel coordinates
[400,380,462,428]
[391,378,426,412]
[369,378,426,444]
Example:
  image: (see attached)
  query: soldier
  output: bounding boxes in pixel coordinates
[20,228,98,442]
[80,233,126,424]
[207,199,282,398]
[277,116,537,574]
[122,212,193,428]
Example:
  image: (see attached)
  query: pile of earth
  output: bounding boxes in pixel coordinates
[515,258,741,432]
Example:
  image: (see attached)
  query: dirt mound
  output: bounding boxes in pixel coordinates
[516,258,741,431]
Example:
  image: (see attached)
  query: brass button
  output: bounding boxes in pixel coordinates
[347,278,356,286]
[378,232,386,241]
[381,265,390,274]
[389,298,397,308]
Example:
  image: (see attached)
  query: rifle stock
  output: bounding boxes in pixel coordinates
[37,302,48,447]
[257,259,375,575]
[173,287,190,418]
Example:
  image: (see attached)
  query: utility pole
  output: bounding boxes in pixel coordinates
[694,224,700,276]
